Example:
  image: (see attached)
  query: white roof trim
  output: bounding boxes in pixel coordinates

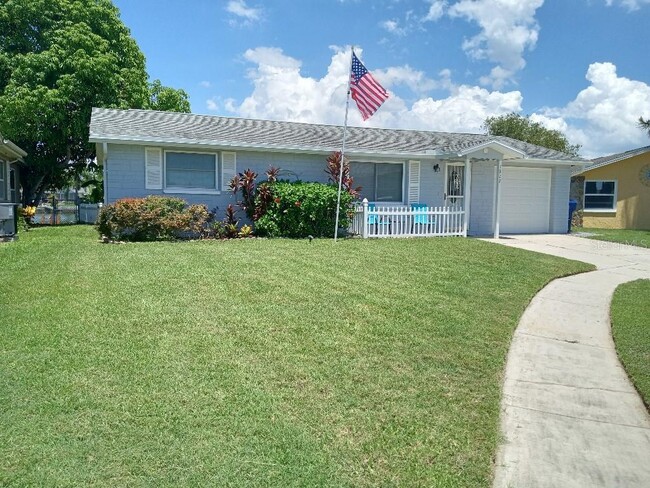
[574,146,650,175]
[0,137,27,159]
[89,135,443,160]
[90,135,584,166]
[456,140,526,159]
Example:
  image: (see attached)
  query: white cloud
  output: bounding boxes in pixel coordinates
[226,0,262,26]
[422,0,447,22]
[199,81,212,88]
[533,62,650,158]
[206,97,219,111]
[605,0,650,11]
[373,65,438,94]
[380,19,407,36]
[448,0,544,89]
[224,46,522,133]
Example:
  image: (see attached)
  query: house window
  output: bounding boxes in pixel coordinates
[584,180,616,211]
[0,162,6,201]
[165,151,218,191]
[352,162,403,202]
[9,167,16,202]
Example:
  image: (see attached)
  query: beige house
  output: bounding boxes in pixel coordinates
[571,145,650,230]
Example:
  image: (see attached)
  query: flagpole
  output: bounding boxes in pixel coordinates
[334,46,355,242]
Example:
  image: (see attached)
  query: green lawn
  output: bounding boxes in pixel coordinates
[0,226,593,487]
[611,279,650,408]
[578,228,650,249]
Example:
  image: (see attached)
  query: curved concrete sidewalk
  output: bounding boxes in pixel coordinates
[484,234,650,488]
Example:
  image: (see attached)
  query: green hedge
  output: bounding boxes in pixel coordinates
[97,196,210,241]
[254,182,352,238]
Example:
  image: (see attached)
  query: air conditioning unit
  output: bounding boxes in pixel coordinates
[0,205,14,220]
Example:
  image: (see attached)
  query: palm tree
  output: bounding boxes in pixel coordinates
[638,116,650,138]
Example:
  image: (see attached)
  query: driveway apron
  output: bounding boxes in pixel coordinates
[484,235,650,488]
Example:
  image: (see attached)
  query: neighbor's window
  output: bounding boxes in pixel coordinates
[165,152,217,190]
[0,162,6,201]
[352,162,403,202]
[584,180,616,211]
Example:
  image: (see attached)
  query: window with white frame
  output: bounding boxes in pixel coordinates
[584,180,616,211]
[165,151,218,191]
[351,161,403,202]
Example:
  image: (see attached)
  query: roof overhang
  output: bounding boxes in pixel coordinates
[0,136,27,161]
[89,135,444,160]
[573,146,650,176]
[89,135,583,166]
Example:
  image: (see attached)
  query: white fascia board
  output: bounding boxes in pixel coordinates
[506,158,587,168]
[457,140,526,159]
[88,135,441,160]
[0,139,27,159]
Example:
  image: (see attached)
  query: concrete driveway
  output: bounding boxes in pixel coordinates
[483,234,650,488]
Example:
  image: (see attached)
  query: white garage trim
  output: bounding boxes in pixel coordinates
[499,167,552,234]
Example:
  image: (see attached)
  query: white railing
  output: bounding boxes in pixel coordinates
[349,199,466,238]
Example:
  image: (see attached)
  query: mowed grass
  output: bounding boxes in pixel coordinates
[580,228,650,249]
[0,226,593,487]
[611,279,650,408]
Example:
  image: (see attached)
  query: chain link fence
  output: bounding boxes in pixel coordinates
[31,203,101,225]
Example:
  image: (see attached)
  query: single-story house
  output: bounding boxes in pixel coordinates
[89,108,585,237]
[571,145,650,230]
[0,136,25,239]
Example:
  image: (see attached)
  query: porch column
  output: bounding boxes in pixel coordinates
[463,155,471,237]
[494,157,503,239]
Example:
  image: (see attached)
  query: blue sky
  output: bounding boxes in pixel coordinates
[112,0,650,157]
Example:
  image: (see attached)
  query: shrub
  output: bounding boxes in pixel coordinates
[255,181,353,238]
[230,166,279,221]
[97,196,210,241]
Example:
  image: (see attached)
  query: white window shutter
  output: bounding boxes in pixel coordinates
[408,160,420,204]
[222,151,236,191]
[145,147,163,190]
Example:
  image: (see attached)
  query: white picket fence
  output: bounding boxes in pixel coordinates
[349,199,466,238]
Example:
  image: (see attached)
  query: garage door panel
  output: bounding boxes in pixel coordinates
[501,167,551,234]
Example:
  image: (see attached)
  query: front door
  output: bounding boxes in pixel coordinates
[445,163,465,206]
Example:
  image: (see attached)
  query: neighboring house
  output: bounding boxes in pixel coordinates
[89,108,585,237]
[571,145,650,230]
[0,136,26,239]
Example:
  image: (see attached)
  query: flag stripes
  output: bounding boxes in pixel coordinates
[350,52,388,120]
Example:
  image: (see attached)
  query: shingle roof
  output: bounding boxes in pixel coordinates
[579,145,650,173]
[89,108,584,162]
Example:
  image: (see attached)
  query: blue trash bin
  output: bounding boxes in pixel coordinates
[568,199,578,233]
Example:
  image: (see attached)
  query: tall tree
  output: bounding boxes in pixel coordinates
[483,112,581,158]
[638,116,650,138]
[146,79,190,113]
[0,0,188,205]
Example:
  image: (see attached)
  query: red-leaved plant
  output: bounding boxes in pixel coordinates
[230,166,280,221]
[325,151,361,199]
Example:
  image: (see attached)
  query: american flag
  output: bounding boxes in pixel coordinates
[350,52,388,120]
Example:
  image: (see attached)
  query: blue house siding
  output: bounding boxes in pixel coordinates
[104,143,441,211]
[469,163,497,236]
[549,166,572,233]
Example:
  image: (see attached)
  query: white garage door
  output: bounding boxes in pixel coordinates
[500,167,551,234]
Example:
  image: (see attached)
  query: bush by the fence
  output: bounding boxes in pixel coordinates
[97,196,210,241]
[255,182,352,238]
